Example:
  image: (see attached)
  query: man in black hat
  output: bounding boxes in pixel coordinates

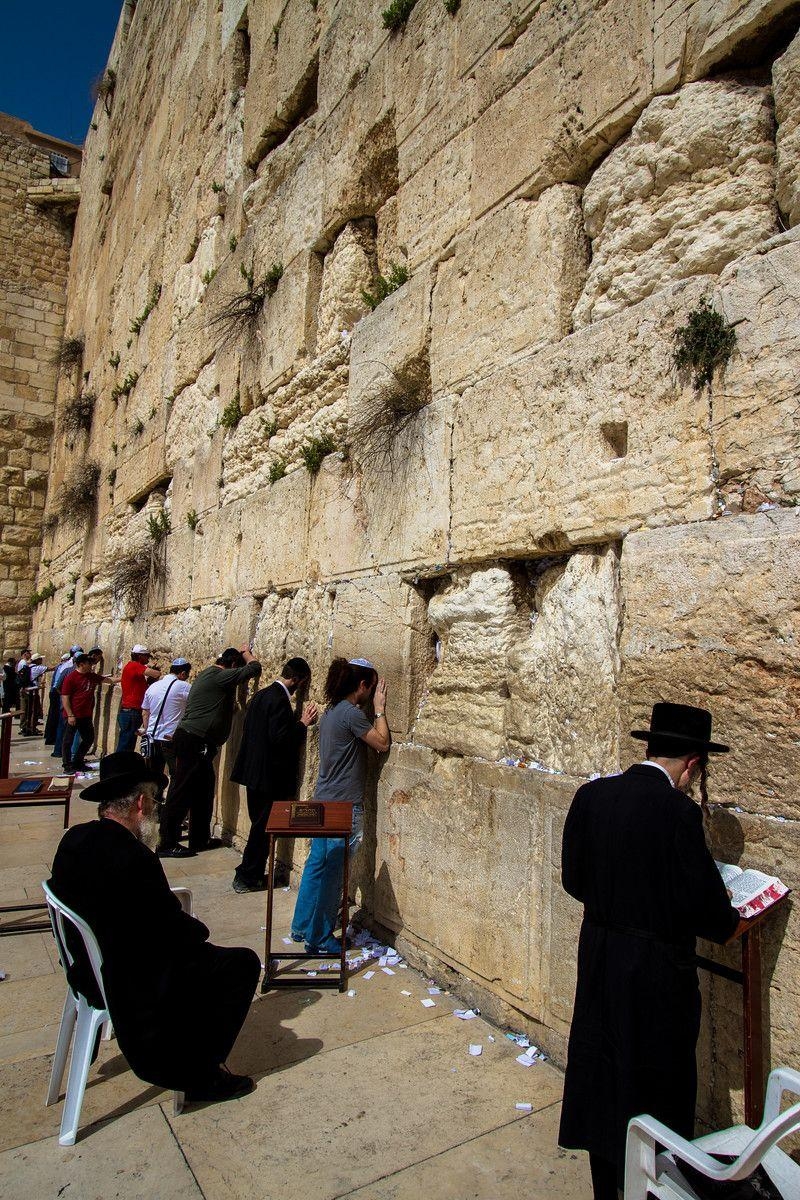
[48,752,261,1103]
[558,703,740,1199]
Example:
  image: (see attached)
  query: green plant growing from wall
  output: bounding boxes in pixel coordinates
[211,180,225,193]
[269,458,287,485]
[62,392,97,438]
[132,418,145,437]
[111,371,139,403]
[59,462,101,529]
[28,581,57,610]
[94,67,117,115]
[301,433,336,475]
[56,335,84,373]
[111,441,118,455]
[229,233,238,253]
[443,0,461,12]
[107,467,117,486]
[362,261,409,310]
[147,509,172,543]
[210,263,283,342]
[220,394,243,429]
[186,509,200,531]
[673,297,737,390]
[130,283,162,334]
[108,350,120,369]
[382,0,418,31]
[202,268,218,285]
[261,415,278,438]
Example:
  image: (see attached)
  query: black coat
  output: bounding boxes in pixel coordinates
[49,819,218,1088]
[230,681,306,798]
[558,764,738,1176]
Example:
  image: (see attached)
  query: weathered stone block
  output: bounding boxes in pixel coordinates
[574,80,777,326]
[774,30,800,228]
[450,279,715,563]
[316,221,374,355]
[191,501,242,604]
[619,509,800,819]
[235,471,311,595]
[431,185,587,394]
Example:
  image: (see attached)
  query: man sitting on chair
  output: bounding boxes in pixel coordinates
[48,752,261,1103]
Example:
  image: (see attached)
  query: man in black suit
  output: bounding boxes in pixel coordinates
[558,703,740,1199]
[49,752,261,1103]
[231,657,318,894]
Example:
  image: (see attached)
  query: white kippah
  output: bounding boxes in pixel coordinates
[348,657,375,670]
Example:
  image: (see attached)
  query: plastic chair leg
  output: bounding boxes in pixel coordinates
[58,1002,103,1147]
[103,1019,114,1041]
[173,1091,185,1116]
[46,993,77,1107]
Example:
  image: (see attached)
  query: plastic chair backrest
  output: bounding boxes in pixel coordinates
[42,880,109,1012]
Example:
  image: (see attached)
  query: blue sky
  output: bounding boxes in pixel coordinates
[1,2,122,146]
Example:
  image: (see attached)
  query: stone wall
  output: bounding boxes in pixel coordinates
[30,0,800,1130]
[0,115,80,656]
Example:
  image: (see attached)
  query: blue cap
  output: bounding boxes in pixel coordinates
[348,657,375,669]
[171,657,190,668]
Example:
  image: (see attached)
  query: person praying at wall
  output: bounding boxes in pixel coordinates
[290,657,389,955]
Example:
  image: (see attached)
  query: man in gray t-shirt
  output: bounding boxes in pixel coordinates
[315,701,373,801]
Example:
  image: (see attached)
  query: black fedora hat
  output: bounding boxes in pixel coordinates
[631,702,729,754]
[81,751,168,804]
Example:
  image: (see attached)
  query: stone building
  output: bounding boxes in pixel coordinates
[29,0,800,1129]
[0,112,81,656]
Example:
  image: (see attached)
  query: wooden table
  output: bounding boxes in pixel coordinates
[0,775,74,936]
[697,892,792,1126]
[261,801,353,994]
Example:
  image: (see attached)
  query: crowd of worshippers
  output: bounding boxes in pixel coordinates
[29,643,739,1187]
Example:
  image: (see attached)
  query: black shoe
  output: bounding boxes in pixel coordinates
[184,1066,255,1104]
[157,845,196,858]
[194,837,225,852]
[273,866,291,887]
[232,876,266,894]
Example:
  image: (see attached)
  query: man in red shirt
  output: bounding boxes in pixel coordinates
[62,654,113,774]
[117,644,161,754]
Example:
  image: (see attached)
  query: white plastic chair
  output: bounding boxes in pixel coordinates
[43,881,193,1145]
[624,1067,800,1199]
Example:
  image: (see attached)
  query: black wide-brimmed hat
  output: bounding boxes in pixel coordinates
[631,702,729,754]
[81,751,168,804]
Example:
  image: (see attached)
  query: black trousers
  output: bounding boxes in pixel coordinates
[63,716,94,770]
[235,787,290,885]
[44,688,60,744]
[159,728,217,851]
[120,944,261,1091]
[590,1154,621,1200]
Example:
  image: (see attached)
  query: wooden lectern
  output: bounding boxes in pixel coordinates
[697,893,791,1127]
[0,775,74,936]
[261,800,353,994]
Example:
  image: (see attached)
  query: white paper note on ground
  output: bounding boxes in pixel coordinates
[469,1044,482,1056]
[421,998,436,1008]
[382,967,396,976]
[400,990,412,996]
[363,970,375,980]
[516,1102,532,1112]
[454,1009,477,1020]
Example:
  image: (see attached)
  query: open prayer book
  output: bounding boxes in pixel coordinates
[716,862,789,919]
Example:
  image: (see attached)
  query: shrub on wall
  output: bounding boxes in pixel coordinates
[59,462,101,529]
[673,297,737,390]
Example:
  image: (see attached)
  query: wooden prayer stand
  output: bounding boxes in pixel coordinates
[261,800,353,994]
[0,710,18,779]
[0,775,74,935]
[696,892,791,1127]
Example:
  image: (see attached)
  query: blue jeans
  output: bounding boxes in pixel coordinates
[116,708,141,753]
[291,806,363,949]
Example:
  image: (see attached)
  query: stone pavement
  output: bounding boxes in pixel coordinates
[0,728,590,1200]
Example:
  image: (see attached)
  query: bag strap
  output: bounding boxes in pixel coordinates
[151,677,178,740]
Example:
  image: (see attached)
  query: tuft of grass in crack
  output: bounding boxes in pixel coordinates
[362,262,409,311]
[673,297,737,390]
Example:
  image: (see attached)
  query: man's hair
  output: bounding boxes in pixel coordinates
[323,658,377,706]
[171,662,191,675]
[98,780,157,817]
[282,657,311,684]
[646,738,708,765]
[218,647,245,669]
[74,653,92,665]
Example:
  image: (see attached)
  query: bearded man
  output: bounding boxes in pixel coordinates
[48,752,260,1104]
[558,703,740,1199]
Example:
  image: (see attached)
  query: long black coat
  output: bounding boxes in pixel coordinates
[230,681,306,798]
[558,764,738,1177]
[49,819,256,1089]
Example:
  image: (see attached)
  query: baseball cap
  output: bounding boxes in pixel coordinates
[31,653,43,661]
[131,644,150,655]
[60,652,70,662]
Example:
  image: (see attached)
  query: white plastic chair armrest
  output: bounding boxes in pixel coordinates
[763,1067,800,1124]
[170,886,193,916]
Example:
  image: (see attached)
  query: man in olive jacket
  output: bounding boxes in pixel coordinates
[158,646,261,857]
[558,703,739,1199]
[49,753,260,1102]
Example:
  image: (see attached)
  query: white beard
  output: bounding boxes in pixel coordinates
[136,813,160,851]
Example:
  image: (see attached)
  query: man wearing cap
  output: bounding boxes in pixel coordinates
[139,658,192,780]
[61,654,114,774]
[558,703,740,1200]
[20,653,46,735]
[51,646,83,759]
[116,645,161,754]
[230,657,318,894]
[158,646,261,858]
[49,752,260,1103]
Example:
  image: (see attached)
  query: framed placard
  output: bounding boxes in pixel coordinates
[288,802,324,828]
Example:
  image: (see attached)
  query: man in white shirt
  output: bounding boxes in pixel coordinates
[140,658,192,780]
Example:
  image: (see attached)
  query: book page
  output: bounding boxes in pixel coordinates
[716,861,742,887]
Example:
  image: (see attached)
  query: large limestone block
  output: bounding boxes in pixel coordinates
[506,547,622,776]
[235,471,311,594]
[243,123,322,267]
[317,1,388,123]
[330,574,431,737]
[190,501,242,604]
[713,234,800,508]
[431,185,587,395]
[252,584,336,685]
[375,745,581,1021]
[114,434,168,506]
[774,31,800,228]
[165,364,220,469]
[349,268,431,413]
[619,510,800,819]
[415,568,522,761]
[316,221,375,354]
[306,454,373,580]
[162,526,195,611]
[249,252,319,395]
[244,0,319,170]
[450,279,715,562]
[472,0,652,217]
[390,0,456,147]
[397,124,474,270]
[160,601,229,667]
[574,80,777,326]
